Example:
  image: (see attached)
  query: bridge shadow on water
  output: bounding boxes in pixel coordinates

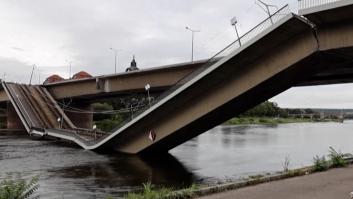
[0,134,198,198]
[44,152,197,196]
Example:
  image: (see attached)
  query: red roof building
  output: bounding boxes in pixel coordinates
[72,71,92,79]
[43,74,64,84]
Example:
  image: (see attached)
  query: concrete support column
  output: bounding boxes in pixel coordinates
[65,103,93,129]
[7,102,25,130]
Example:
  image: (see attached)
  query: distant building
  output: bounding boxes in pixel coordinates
[72,71,92,79]
[125,56,139,72]
[43,74,64,84]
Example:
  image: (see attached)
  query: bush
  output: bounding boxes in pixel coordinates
[0,176,39,199]
[94,114,123,132]
[124,182,197,199]
[125,182,171,199]
[258,118,267,123]
[313,155,329,171]
[283,155,290,173]
[328,147,352,168]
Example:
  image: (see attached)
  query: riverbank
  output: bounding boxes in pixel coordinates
[197,165,353,199]
[126,156,353,199]
[224,117,341,125]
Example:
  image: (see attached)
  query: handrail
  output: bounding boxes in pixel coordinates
[298,0,341,10]
[108,4,290,134]
[3,83,33,130]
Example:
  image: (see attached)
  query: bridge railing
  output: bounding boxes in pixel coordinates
[108,4,291,135]
[298,0,341,10]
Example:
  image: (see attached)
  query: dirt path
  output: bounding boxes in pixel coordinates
[198,166,353,199]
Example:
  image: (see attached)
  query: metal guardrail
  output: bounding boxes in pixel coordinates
[298,0,341,10]
[108,5,291,135]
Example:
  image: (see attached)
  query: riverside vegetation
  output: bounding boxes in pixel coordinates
[224,101,341,125]
[0,176,39,199]
[122,182,198,199]
[313,147,352,171]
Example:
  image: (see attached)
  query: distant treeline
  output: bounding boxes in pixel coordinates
[91,100,324,131]
[241,101,316,118]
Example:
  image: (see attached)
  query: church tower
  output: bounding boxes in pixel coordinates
[126,55,139,72]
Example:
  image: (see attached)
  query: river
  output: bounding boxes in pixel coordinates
[1,122,353,198]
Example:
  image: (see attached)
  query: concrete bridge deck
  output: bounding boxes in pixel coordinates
[0,60,208,102]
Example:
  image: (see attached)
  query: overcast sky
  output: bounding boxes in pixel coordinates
[1,0,352,109]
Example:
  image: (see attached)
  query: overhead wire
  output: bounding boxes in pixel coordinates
[12,86,150,115]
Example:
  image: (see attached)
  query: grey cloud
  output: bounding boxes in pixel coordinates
[0,57,33,83]
[11,47,25,52]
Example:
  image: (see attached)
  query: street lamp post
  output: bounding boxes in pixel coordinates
[185,27,200,62]
[145,84,151,107]
[57,117,62,128]
[38,69,41,84]
[231,17,241,46]
[29,64,35,85]
[109,48,122,74]
[66,60,72,79]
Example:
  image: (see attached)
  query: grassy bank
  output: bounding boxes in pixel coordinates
[224,117,341,125]
[121,147,352,199]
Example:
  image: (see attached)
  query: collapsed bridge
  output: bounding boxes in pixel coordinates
[2,0,353,154]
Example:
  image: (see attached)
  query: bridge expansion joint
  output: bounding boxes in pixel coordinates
[293,14,320,51]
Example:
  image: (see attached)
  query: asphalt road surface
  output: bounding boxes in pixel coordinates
[198,166,353,199]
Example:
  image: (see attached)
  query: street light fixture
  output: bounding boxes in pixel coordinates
[109,48,122,74]
[93,124,97,139]
[57,117,62,128]
[231,17,241,46]
[185,27,200,62]
[145,84,151,107]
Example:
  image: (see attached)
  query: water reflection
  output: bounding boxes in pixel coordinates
[0,135,196,198]
[2,122,353,198]
[171,122,353,182]
[48,154,195,187]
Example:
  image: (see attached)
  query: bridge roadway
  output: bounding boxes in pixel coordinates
[0,60,209,102]
[4,0,353,154]
[0,51,353,103]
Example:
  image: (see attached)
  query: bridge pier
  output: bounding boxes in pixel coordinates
[6,102,25,130]
[65,103,93,129]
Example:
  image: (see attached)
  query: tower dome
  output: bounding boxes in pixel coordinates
[126,55,139,72]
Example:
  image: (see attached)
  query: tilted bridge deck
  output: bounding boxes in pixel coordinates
[2,82,107,145]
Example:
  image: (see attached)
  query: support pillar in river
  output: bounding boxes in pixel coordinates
[65,102,93,129]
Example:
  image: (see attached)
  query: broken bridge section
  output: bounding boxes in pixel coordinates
[2,82,107,146]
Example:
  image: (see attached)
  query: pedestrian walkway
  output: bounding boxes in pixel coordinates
[198,166,353,199]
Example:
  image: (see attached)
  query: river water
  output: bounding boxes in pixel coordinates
[1,122,353,198]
